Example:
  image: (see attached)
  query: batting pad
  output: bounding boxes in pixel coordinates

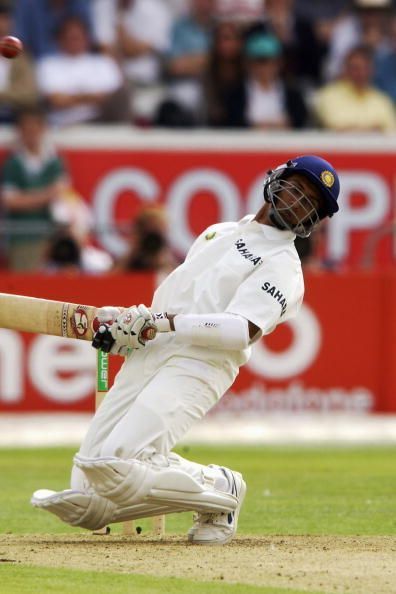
[74,454,239,514]
[31,488,115,530]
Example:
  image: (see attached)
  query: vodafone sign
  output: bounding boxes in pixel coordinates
[247,304,322,380]
[0,333,95,405]
[0,271,395,413]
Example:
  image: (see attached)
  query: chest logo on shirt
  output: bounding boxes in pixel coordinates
[235,239,263,266]
[205,231,216,240]
[261,282,287,316]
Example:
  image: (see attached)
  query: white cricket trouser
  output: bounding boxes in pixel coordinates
[72,339,238,497]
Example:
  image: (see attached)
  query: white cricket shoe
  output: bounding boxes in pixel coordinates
[187,467,246,545]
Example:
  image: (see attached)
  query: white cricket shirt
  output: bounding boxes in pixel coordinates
[150,215,304,367]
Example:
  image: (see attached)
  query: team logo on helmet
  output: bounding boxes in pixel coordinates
[320,170,335,188]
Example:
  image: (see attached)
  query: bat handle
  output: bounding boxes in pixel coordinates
[142,326,157,341]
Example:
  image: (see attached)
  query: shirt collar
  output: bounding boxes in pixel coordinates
[238,214,296,241]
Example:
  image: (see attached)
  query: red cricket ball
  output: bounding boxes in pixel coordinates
[0,36,23,59]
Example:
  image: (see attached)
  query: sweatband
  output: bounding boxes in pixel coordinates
[152,312,172,332]
[173,313,250,350]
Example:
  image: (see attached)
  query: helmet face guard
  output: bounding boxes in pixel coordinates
[265,170,321,238]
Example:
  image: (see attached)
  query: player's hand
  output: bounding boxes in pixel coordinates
[92,306,124,354]
[111,304,157,350]
[96,305,123,325]
[92,322,127,355]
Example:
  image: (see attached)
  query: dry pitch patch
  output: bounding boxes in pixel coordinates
[1,534,395,594]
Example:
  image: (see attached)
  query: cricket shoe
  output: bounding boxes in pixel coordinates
[187,467,246,545]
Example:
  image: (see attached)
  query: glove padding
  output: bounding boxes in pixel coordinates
[96,306,123,325]
[92,304,156,356]
[111,304,157,351]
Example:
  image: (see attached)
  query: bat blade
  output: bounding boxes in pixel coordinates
[0,293,98,341]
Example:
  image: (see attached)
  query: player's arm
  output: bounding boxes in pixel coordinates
[92,306,259,355]
[3,181,66,211]
[166,315,260,340]
[154,312,260,350]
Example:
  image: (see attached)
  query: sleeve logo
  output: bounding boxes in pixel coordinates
[261,282,287,316]
[235,239,263,266]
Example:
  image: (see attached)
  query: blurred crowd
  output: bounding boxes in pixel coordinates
[1,0,396,130]
[2,0,396,273]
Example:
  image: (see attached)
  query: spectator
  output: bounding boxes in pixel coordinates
[244,31,308,129]
[44,226,82,274]
[203,21,247,127]
[294,0,348,21]
[324,0,393,80]
[114,206,178,278]
[0,3,39,122]
[51,187,113,274]
[315,44,396,131]
[90,0,173,124]
[374,14,396,102]
[43,222,113,275]
[36,16,129,126]
[163,0,214,124]
[91,0,172,72]
[215,0,265,24]
[1,108,67,271]
[264,0,328,87]
[13,0,92,59]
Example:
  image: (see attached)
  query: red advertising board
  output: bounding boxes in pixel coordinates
[1,137,395,269]
[63,148,396,269]
[0,272,395,414]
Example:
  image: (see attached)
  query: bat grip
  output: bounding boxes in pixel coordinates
[142,326,157,341]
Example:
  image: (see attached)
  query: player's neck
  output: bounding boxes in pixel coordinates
[254,203,274,227]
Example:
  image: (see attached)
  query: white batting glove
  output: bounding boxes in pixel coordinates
[96,306,123,325]
[111,304,157,350]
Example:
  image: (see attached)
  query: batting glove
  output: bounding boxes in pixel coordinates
[111,304,157,350]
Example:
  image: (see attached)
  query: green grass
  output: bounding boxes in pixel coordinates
[0,566,324,594]
[1,445,395,536]
[1,445,395,594]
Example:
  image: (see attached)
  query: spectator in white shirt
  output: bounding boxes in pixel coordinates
[90,0,173,123]
[92,0,172,84]
[36,16,129,126]
[215,0,265,24]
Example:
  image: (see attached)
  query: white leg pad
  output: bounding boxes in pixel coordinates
[31,488,115,530]
[74,454,152,506]
[112,502,185,523]
[74,454,238,513]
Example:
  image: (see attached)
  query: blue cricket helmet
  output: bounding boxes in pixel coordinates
[281,155,340,218]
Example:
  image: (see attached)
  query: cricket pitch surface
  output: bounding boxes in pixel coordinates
[1,534,395,594]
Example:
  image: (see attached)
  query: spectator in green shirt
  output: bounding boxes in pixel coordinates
[1,107,67,271]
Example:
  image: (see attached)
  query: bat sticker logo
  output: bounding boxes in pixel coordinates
[61,303,69,337]
[71,306,89,337]
[123,312,134,324]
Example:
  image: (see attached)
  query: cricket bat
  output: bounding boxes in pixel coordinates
[0,293,156,341]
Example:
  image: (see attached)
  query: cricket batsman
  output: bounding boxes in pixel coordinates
[32,155,341,545]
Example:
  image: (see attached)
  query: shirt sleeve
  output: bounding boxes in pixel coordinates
[36,58,64,94]
[2,157,21,196]
[225,251,304,334]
